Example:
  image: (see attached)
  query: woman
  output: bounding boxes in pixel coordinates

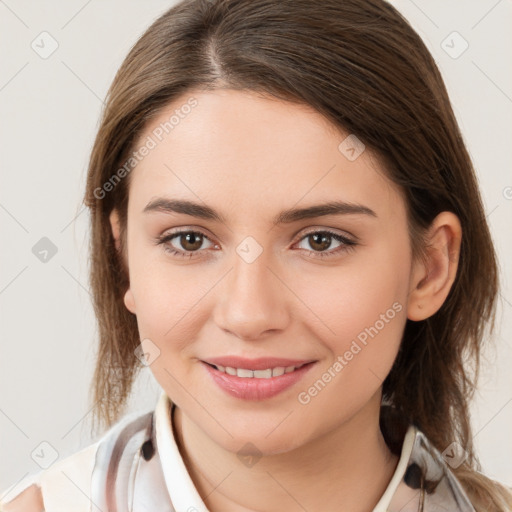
[1,0,511,510]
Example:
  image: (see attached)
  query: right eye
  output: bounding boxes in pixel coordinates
[157,229,218,259]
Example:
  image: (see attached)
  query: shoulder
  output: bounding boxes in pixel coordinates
[0,409,154,512]
[0,484,43,512]
[0,441,99,512]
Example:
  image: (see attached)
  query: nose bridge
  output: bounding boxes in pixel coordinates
[214,236,289,339]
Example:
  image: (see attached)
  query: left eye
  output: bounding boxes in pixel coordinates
[294,230,357,258]
[157,229,356,259]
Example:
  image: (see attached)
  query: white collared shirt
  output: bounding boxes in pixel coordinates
[0,390,474,511]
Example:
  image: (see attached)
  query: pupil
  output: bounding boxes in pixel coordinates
[183,233,202,250]
[311,233,330,251]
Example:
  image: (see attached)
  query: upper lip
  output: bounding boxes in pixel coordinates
[202,356,316,371]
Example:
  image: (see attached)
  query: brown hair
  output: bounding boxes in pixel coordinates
[83,0,511,509]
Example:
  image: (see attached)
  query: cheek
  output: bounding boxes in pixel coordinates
[291,239,410,395]
[126,241,211,350]
[293,277,407,426]
[295,245,409,341]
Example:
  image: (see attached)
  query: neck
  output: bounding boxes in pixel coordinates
[172,394,399,512]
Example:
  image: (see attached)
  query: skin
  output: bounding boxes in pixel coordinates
[103,88,462,512]
[1,484,44,512]
[2,88,461,512]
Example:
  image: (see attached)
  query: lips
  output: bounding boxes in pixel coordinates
[201,357,317,400]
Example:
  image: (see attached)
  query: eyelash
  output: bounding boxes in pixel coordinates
[156,228,357,260]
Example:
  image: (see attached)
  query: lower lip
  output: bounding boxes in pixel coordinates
[201,361,316,400]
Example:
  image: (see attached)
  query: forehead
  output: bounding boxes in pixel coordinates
[128,88,402,221]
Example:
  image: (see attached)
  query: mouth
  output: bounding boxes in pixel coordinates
[203,361,312,378]
[201,359,317,400]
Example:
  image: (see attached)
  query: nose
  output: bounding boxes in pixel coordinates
[213,247,290,341]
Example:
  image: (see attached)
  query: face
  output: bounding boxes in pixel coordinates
[115,88,415,455]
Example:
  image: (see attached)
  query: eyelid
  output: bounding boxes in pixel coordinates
[159,225,358,245]
[294,226,359,244]
[159,225,217,241]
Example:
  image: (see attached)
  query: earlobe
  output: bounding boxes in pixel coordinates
[124,288,136,314]
[407,211,462,321]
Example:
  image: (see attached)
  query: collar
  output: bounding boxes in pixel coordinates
[154,391,476,512]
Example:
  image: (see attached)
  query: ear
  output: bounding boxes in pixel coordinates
[109,209,122,252]
[407,211,462,321]
[109,209,136,314]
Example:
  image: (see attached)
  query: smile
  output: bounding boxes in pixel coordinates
[201,361,317,400]
[206,362,309,378]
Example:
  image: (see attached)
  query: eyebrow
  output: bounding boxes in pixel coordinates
[143,198,377,224]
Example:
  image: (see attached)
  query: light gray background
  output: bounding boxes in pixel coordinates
[1,0,511,497]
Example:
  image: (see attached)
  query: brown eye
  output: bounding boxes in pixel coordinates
[307,233,334,252]
[295,230,357,259]
[157,229,216,259]
[177,232,204,252]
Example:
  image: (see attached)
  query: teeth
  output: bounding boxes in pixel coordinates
[237,368,254,378]
[213,364,304,378]
[253,369,272,378]
[272,366,285,377]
